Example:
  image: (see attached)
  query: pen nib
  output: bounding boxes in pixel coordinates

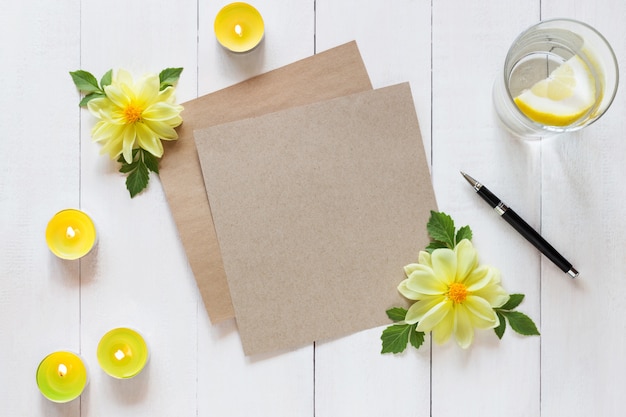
[460,171,479,188]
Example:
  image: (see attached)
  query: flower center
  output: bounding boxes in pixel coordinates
[123,102,143,124]
[448,282,468,304]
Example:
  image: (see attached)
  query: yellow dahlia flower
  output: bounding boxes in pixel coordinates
[398,239,509,348]
[87,69,183,164]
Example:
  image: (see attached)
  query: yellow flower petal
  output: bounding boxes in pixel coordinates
[143,119,178,141]
[122,125,136,163]
[87,96,112,117]
[431,309,454,345]
[135,122,164,158]
[431,248,457,284]
[487,267,502,284]
[418,251,432,267]
[405,296,445,324]
[398,279,421,301]
[135,74,160,106]
[158,85,176,102]
[453,305,474,348]
[104,83,132,109]
[406,268,448,295]
[143,102,184,123]
[464,296,498,329]
[455,239,478,281]
[474,281,510,308]
[116,68,133,85]
[415,299,452,331]
[464,265,492,291]
[91,120,113,142]
[92,122,125,158]
[99,139,123,160]
[404,263,421,276]
[98,131,124,158]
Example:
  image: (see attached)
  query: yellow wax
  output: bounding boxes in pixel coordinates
[97,328,149,379]
[45,209,96,260]
[36,351,88,403]
[214,2,264,53]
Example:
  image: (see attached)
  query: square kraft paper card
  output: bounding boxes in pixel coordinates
[194,83,437,355]
[159,41,372,323]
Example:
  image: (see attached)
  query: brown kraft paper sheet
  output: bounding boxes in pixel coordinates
[194,83,438,355]
[159,42,373,323]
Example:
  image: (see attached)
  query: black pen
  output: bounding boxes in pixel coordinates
[461,171,578,278]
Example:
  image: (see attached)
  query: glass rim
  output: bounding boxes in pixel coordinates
[501,17,619,132]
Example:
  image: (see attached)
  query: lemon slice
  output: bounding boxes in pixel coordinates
[513,55,596,126]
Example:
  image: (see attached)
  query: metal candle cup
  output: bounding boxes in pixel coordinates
[36,351,88,403]
[45,209,96,260]
[214,2,264,53]
[97,328,149,379]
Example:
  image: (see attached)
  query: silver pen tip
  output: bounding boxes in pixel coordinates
[460,171,478,187]
[567,268,579,278]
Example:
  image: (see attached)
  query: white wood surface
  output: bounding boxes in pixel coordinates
[1,1,624,416]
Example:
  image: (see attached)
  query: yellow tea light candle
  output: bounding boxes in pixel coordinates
[97,328,149,379]
[36,351,88,403]
[45,209,96,260]
[214,2,264,53]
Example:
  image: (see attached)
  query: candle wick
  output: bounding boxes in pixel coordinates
[234,24,243,37]
[66,226,76,239]
[58,364,68,377]
[114,349,126,361]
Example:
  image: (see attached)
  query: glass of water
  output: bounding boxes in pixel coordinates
[493,19,619,139]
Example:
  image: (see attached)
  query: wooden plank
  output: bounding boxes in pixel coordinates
[316,0,433,163]
[540,2,626,416]
[0,1,81,416]
[198,1,316,94]
[196,1,316,416]
[77,1,199,416]
[430,1,542,416]
[4,1,625,416]
[314,1,432,415]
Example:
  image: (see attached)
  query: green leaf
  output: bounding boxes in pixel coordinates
[425,240,449,254]
[118,158,137,174]
[494,311,506,339]
[381,322,425,354]
[100,69,113,88]
[117,151,138,173]
[426,211,456,248]
[455,225,473,244]
[499,293,525,311]
[408,326,425,350]
[116,149,156,197]
[78,92,105,107]
[69,70,102,93]
[142,150,160,174]
[159,67,183,91]
[381,324,412,354]
[501,311,540,336]
[125,157,150,198]
[386,307,407,322]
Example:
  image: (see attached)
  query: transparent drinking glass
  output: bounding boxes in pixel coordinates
[493,19,619,139]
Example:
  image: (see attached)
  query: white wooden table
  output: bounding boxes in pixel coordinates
[2,1,625,416]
